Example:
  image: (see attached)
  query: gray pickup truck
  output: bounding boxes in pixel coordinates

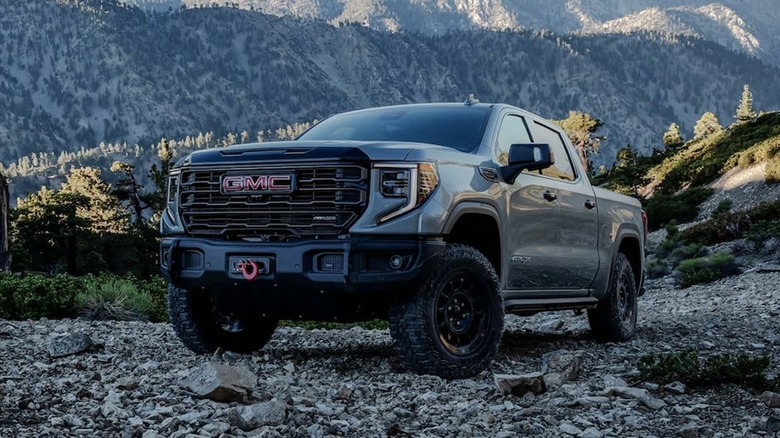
[160,101,647,379]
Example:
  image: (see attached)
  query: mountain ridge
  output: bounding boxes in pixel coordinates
[128,0,780,65]
[1,0,779,171]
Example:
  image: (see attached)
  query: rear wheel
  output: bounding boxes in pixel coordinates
[168,286,277,354]
[388,244,504,379]
[588,252,637,342]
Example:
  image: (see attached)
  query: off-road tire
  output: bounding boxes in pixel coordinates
[588,252,637,342]
[168,285,277,354]
[388,244,504,379]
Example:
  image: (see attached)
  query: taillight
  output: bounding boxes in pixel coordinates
[641,210,648,245]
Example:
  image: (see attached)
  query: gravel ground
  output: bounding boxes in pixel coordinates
[1,271,779,437]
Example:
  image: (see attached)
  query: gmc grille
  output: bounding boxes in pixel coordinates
[178,163,369,236]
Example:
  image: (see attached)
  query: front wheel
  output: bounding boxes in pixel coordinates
[588,252,638,342]
[168,286,278,354]
[388,244,504,379]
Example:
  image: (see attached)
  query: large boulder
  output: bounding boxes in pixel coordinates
[180,362,256,403]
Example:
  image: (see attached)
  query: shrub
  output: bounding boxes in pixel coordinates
[0,273,82,320]
[664,220,680,241]
[681,200,780,245]
[645,258,669,279]
[766,155,780,183]
[654,238,678,259]
[669,243,704,266]
[644,187,713,231]
[711,199,732,218]
[135,275,168,323]
[638,350,777,390]
[677,252,740,288]
[76,276,154,321]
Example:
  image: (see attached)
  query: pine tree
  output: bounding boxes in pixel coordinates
[735,84,756,123]
[662,123,684,149]
[552,111,604,172]
[693,112,723,140]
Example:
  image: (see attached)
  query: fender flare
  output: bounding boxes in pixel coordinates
[441,201,502,235]
[609,225,644,287]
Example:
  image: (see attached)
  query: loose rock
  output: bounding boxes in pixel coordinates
[664,381,686,395]
[227,400,287,431]
[604,386,666,410]
[47,332,93,358]
[541,350,582,387]
[494,372,547,396]
[760,391,780,408]
[180,362,256,403]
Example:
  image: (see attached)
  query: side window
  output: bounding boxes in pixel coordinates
[529,121,577,181]
[495,115,532,166]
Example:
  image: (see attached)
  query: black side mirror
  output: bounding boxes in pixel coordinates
[500,143,554,184]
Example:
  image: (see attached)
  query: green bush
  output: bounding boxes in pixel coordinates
[678,252,740,288]
[135,275,168,323]
[0,272,169,322]
[0,273,82,320]
[669,243,703,265]
[645,259,669,279]
[76,277,154,321]
[681,200,780,245]
[712,199,732,218]
[644,188,713,231]
[766,155,780,183]
[664,220,680,241]
[638,350,777,390]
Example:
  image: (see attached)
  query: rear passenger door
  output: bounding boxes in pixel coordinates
[527,120,600,290]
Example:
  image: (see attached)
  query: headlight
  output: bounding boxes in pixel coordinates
[376,163,439,223]
[166,170,179,206]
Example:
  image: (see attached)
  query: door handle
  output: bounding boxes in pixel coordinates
[585,199,596,209]
[543,191,558,202]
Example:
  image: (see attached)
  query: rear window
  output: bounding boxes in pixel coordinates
[297,106,492,152]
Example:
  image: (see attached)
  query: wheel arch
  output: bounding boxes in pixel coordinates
[442,202,502,277]
[615,232,643,290]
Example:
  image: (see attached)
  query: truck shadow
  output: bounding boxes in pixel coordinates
[499,329,594,355]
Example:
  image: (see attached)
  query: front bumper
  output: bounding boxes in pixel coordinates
[160,235,445,296]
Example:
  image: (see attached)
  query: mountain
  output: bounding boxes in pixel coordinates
[1,0,779,175]
[130,0,780,66]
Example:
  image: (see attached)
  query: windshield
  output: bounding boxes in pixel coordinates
[297,106,492,152]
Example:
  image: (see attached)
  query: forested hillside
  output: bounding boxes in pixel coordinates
[1,0,779,177]
[129,0,780,66]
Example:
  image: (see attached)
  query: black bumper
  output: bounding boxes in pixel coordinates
[160,235,445,297]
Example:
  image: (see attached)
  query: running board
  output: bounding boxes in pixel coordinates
[504,297,599,316]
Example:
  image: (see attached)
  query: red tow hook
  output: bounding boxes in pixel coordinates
[237,260,260,281]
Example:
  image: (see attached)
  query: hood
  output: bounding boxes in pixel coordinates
[180,140,455,166]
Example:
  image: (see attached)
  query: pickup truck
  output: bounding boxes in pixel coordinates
[160,101,647,379]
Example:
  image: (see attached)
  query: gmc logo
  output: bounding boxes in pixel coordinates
[221,174,295,194]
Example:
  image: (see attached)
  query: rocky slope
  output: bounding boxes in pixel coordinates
[1,272,779,437]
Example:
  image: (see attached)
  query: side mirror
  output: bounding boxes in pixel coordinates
[500,143,554,184]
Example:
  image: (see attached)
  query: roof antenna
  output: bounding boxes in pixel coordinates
[464,94,479,106]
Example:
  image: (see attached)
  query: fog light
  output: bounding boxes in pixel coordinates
[390,255,403,270]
